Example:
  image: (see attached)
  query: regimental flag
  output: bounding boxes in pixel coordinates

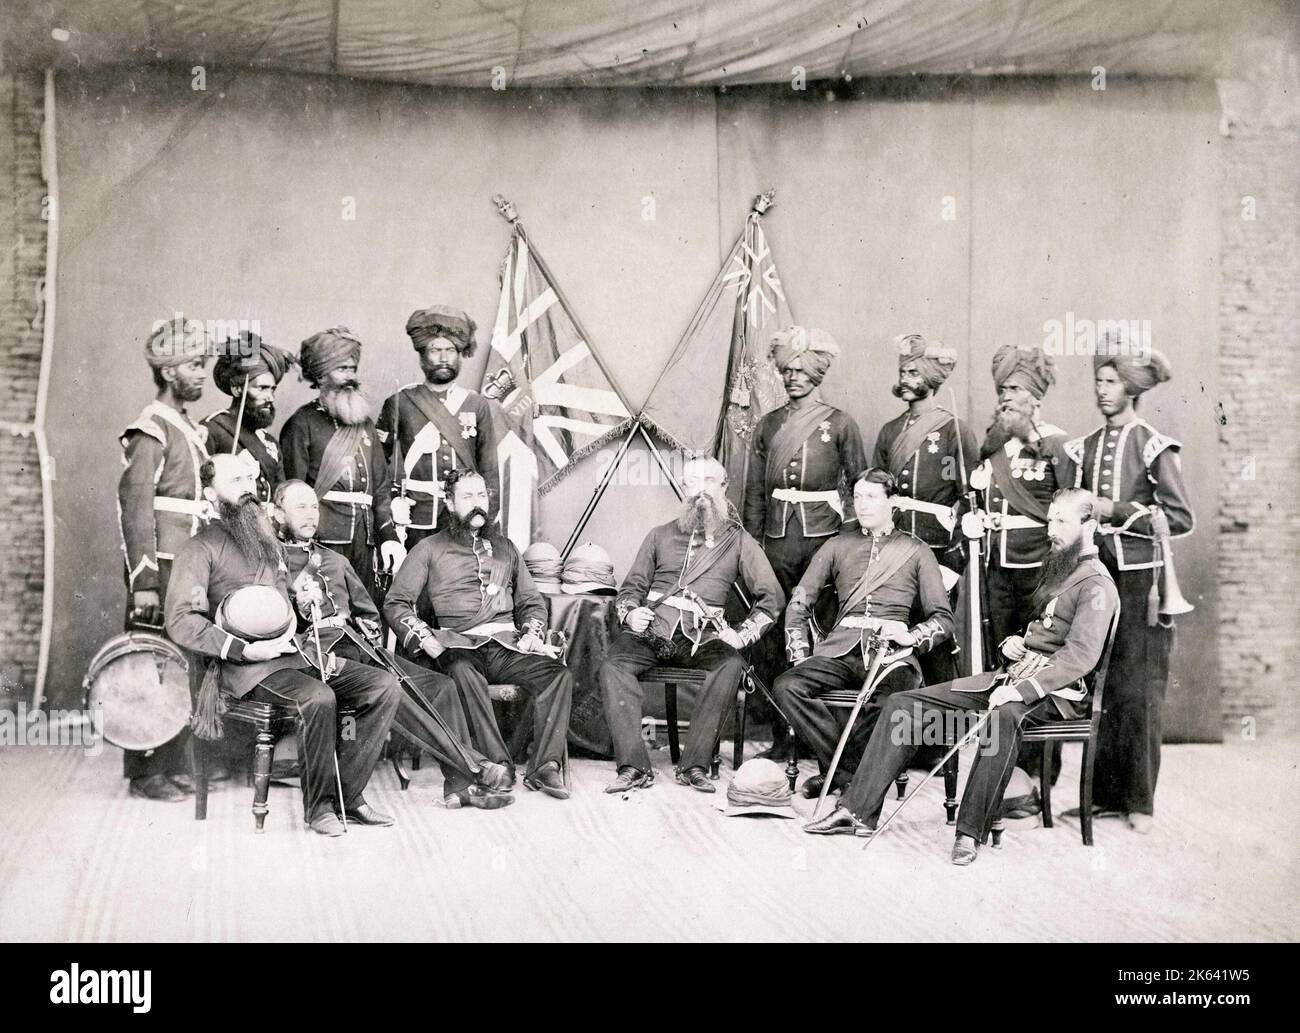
[482,224,632,549]
[639,191,792,506]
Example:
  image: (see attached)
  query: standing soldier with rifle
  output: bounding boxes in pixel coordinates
[1066,342,1193,833]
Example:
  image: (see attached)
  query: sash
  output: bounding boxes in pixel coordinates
[766,401,836,485]
[450,548,516,631]
[885,407,953,477]
[402,385,478,472]
[988,445,1051,523]
[314,422,367,500]
[676,523,742,593]
[205,410,276,474]
[832,534,919,627]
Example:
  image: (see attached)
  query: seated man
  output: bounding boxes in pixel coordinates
[166,453,401,836]
[383,471,574,799]
[274,479,513,810]
[803,488,1118,866]
[599,456,784,794]
[774,468,953,799]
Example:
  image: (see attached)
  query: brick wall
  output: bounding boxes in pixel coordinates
[1217,114,1300,736]
[0,73,47,710]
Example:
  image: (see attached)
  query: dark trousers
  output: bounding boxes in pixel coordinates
[1092,560,1172,816]
[772,650,920,781]
[335,641,487,797]
[599,632,746,773]
[840,675,1059,843]
[435,641,572,777]
[322,526,378,604]
[122,558,191,781]
[252,661,400,821]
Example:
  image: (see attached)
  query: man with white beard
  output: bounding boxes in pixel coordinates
[281,326,405,602]
[599,457,784,794]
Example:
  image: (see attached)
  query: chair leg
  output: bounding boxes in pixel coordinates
[411,750,422,771]
[895,772,909,800]
[665,683,681,766]
[990,817,1004,848]
[193,735,209,821]
[942,749,959,826]
[391,748,411,791]
[252,731,274,833]
[733,689,746,772]
[1080,740,1095,847]
[785,727,799,793]
[1040,741,1055,828]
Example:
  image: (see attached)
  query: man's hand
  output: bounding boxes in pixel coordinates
[717,627,745,650]
[517,632,560,657]
[1000,635,1027,661]
[624,607,655,634]
[380,540,407,571]
[129,589,163,628]
[961,512,985,541]
[420,636,445,661]
[988,684,1022,708]
[876,619,913,646]
[292,573,324,612]
[390,496,413,527]
[243,633,297,662]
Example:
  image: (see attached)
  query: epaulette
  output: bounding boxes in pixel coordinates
[1063,435,1086,465]
[121,410,166,449]
[1137,420,1180,467]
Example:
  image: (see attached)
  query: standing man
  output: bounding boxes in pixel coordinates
[601,457,785,794]
[274,480,514,810]
[742,327,866,756]
[804,488,1118,867]
[117,315,212,802]
[167,453,401,836]
[383,471,574,800]
[1067,344,1193,833]
[201,331,296,500]
[281,326,404,602]
[773,468,953,799]
[377,306,500,550]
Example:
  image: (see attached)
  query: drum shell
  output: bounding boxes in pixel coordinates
[83,632,192,750]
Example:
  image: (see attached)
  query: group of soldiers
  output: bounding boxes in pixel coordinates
[116,307,1193,860]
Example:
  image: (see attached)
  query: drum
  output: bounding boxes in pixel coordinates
[83,632,192,750]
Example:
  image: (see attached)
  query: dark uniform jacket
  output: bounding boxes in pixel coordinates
[282,540,382,646]
[969,421,1074,569]
[280,402,398,549]
[376,382,500,531]
[117,400,210,595]
[993,549,1119,714]
[1065,418,1194,571]
[383,530,547,654]
[164,525,308,699]
[785,527,953,659]
[743,402,866,540]
[615,519,784,644]
[873,408,977,550]
[199,408,285,501]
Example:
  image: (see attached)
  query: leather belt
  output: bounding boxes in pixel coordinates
[402,479,444,497]
[892,496,956,532]
[464,622,516,638]
[322,490,373,506]
[771,488,843,519]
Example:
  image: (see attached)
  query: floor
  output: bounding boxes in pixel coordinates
[0,734,1296,941]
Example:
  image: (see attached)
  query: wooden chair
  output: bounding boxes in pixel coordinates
[192,694,354,833]
[988,607,1122,848]
[638,668,736,780]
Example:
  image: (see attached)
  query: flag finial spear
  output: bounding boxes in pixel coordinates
[492,194,520,224]
[752,189,776,215]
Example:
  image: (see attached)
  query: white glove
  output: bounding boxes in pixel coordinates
[717,628,745,650]
[988,685,1023,708]
[390,496,413,526]
[380,540,407,571]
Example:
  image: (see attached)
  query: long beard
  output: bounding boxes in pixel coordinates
[320,385,371,425]
[219,496,283,570]
[1032,539,1084,613]
[979,407,1037,459]
[676,493,730,537]
[444,506,501,546]
[233,399,276,430]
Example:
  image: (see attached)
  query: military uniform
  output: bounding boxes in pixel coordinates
[1066,417,1194,816]
[774,526,953,780]
[376,382,500,549]
[116,399,209,780]
[383,529,573,780]
[283,540,494,798]
[199,410,284,501]
[599,518,783,777]
[281,402,398,601]
[838,549,1118,843]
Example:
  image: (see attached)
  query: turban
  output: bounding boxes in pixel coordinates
[144,316,212,369]
[1094,347,1172,397]
[406,306,477,356]
[769,326,839,385]
[895,333,957,389]
[212,333,297,395]
[299,326,362,387]
[560,541,617,595]
[991,342,1056,399]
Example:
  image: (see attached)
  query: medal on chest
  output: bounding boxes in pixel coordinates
[926,431,940,455]
[819,420,831,443]
[460,412,477,439]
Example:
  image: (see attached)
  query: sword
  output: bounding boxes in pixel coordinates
[863,709,993,849]
[308,596,347,833]
[813,628,887,819]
